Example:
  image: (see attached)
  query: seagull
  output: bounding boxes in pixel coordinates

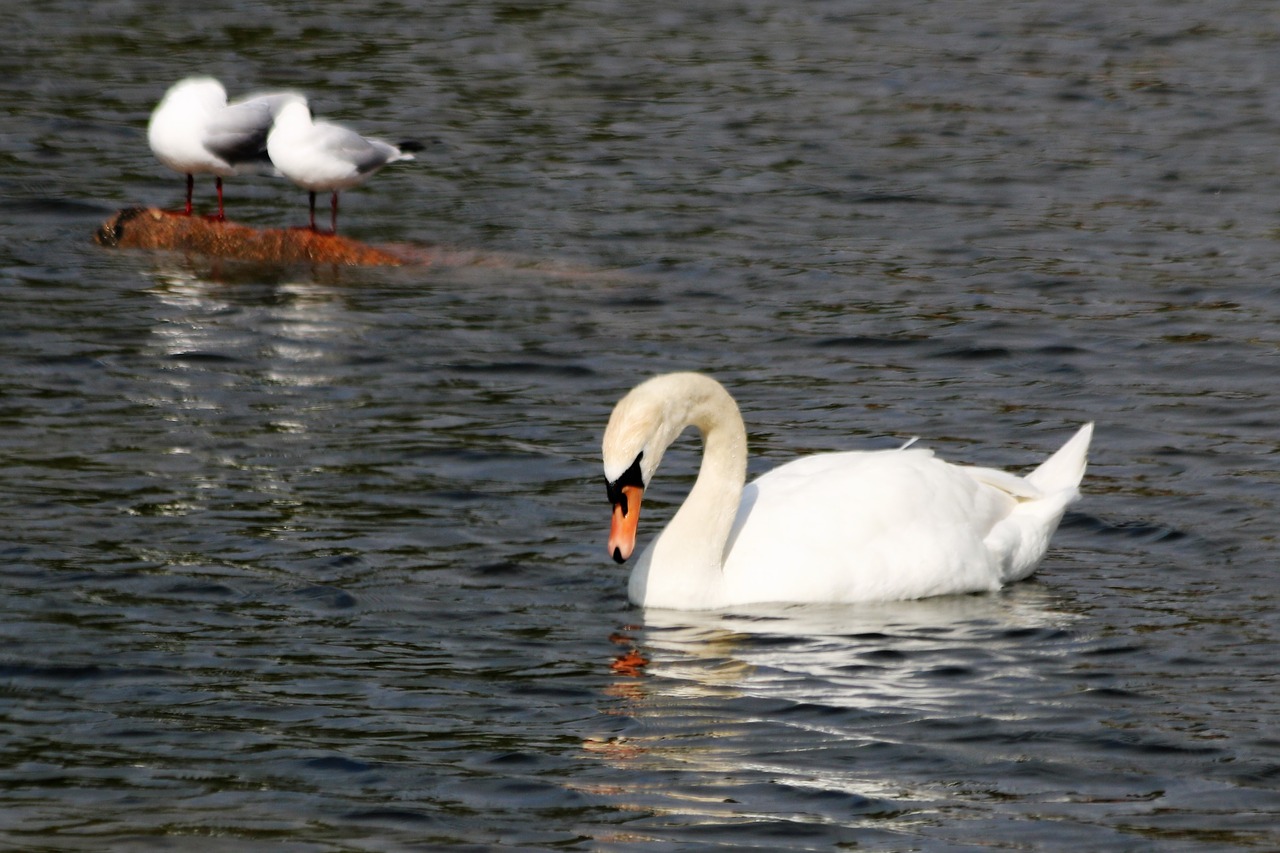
[266,99,420,234]
[147,76,300,219]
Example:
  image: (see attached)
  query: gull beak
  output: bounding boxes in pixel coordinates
[608,484,644,564]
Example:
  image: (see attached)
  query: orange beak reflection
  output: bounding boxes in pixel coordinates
[608,484,644,564]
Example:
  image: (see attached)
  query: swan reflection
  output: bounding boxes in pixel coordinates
[617,584,1081,705]
[589,585,1085,813]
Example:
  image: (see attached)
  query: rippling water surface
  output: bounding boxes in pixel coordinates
[2,1,1278,849]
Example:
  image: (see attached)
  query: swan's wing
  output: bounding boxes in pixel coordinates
[750,447,934,483]
[725,449,1017,603]
[958,465,1044,501]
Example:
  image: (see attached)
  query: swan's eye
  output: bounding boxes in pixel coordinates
[605,452,644,514]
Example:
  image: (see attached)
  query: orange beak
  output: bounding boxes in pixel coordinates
[608,484,644,564]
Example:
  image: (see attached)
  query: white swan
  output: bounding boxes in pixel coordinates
[602,372,1093,610]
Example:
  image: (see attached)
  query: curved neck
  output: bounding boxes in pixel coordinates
[648,377,748,601]
[685,395,749,553]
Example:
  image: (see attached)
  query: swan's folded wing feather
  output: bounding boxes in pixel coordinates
[959,465,1044,501]
[750,447,935,484]
[727,448,1016,603]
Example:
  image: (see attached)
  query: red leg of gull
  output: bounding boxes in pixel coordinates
[184,174,194,216]
[213,177,225,221]
[330,191,339,235]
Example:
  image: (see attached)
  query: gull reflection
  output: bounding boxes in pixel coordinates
[146,266,353,394]
[126,266,361,536]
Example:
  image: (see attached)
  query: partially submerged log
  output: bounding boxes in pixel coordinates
[95,208,411,267]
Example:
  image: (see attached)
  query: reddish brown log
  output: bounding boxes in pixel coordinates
[95,208,412,267]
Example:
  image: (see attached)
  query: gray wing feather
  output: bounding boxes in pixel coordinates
[205,93,304,167]
[315,121,403,173]
[204,99,276,166]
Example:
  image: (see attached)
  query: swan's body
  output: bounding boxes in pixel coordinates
[266,100,418,233]
[148,77,299,218]
[603,372,1092,610]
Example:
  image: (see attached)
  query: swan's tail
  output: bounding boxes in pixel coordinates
[1026,422,1093,494]
[985,422,1094,584]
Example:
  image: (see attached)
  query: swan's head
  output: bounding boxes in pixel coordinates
[603,448,646,565]
[602,373,721,564]
[603,388,663,565]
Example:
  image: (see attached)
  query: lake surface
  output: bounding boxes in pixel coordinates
[2,1,1278,849]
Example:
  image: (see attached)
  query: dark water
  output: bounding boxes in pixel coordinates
[2,1,1278,849]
